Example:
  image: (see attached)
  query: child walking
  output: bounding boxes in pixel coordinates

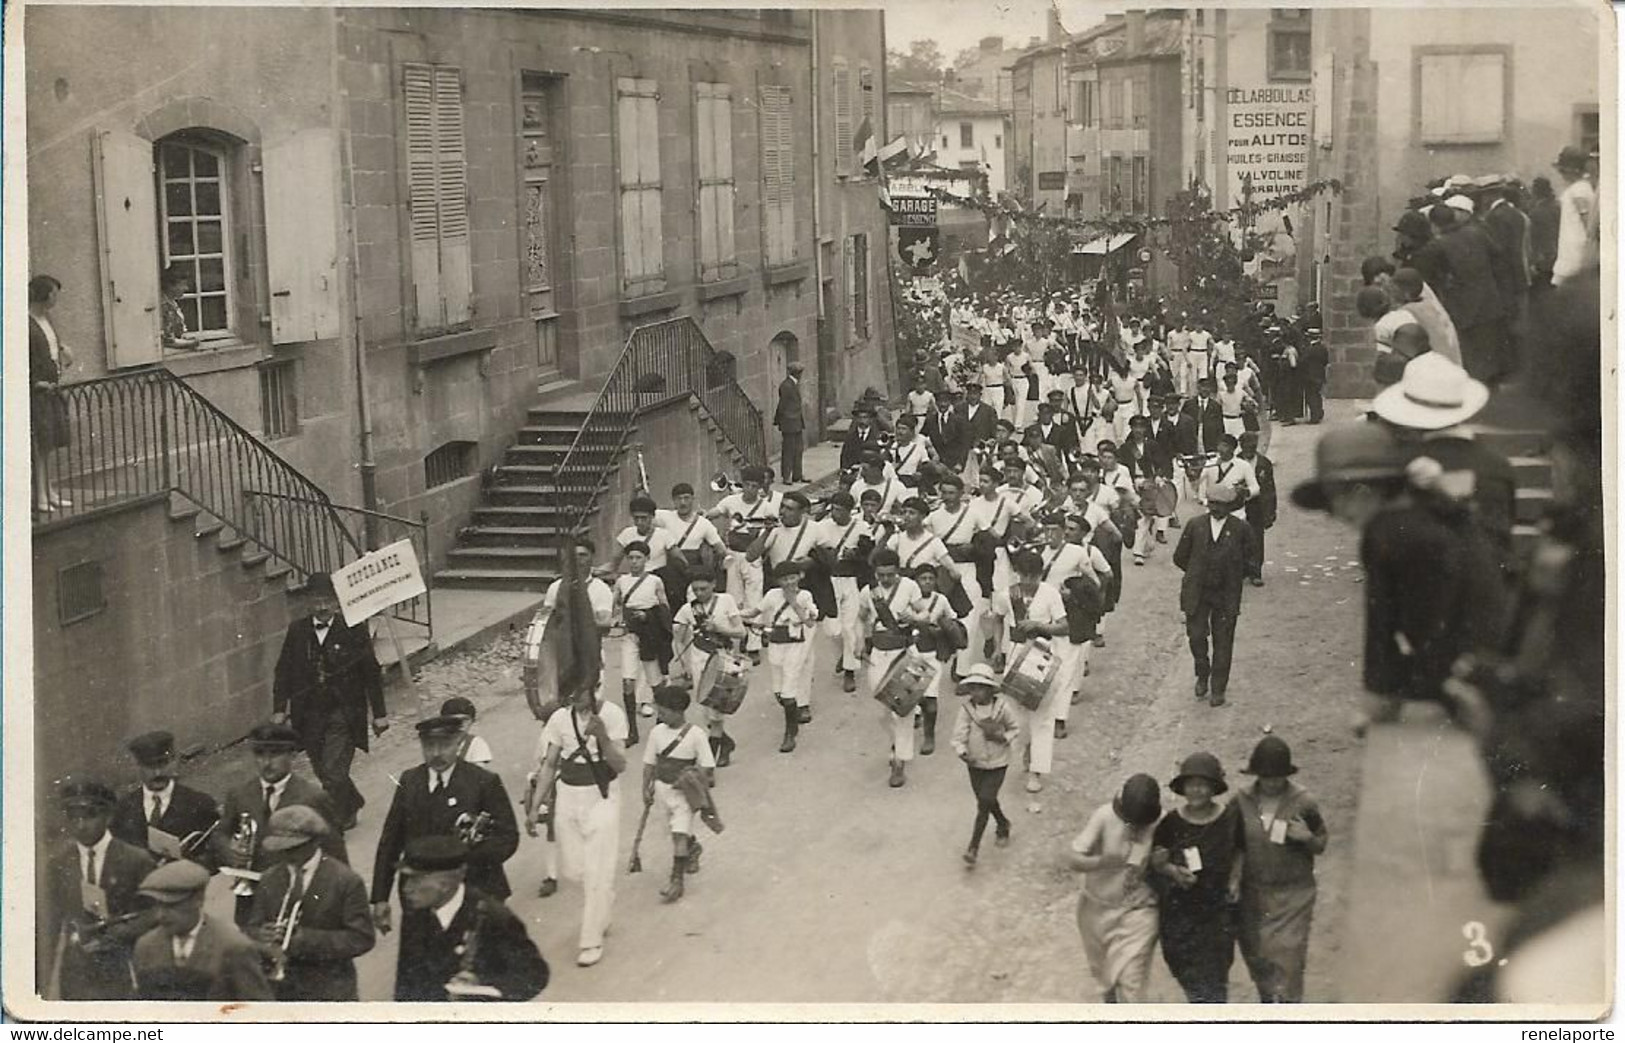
[951,664,1019,866]
[640,685,716,902]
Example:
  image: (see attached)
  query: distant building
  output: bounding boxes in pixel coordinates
[934,86,1010,196]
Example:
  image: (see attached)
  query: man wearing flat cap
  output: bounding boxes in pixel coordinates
[839,402,887,472]
[244,806,374,1001]
[1172,483,1256,708]
[273,571,389,833]
[393,836,549,1002]
[110,730,220,867]
[370,715,520,939]
[41,777,158,999]
[216,723,349,928]
[132,860,272,1001]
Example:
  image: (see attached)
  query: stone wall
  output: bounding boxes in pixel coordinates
[1322,31,1383,400]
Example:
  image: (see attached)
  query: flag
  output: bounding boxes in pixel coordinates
[854,115,877,174]
[548,534,602,705]
[1096,275,1126,370]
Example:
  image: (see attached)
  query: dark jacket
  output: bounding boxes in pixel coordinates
[1527,197,1561,282]
[1026,418,1078,455]
[216,774,349,874]
[273,617,386,754]
[839,423,886,472]
[1434,223,1505,331]
[773,378,805,433]
[30,316,70,450]
[1299,341,1329,386]
[1481,200,1532,301]
[371,762,519,904]
[1172,513,1256,617]
[1145,416,1179,478]
[923,406,971,468]
[1407,237,1454,299]
[394,887,549,1002]
[1240,452,1277,529]
[246,852,374,1002]
[110,783,221,868]
[133,915,274,1001]
[1178,397,1225,456]
[962,401,998,444]
[42,836,158,1000]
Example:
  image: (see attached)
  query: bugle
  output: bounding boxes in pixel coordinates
[709,470,746,495]
[266,887,302,984]
[66,911,144,953]
[220,812,262,897]
[456,810,496,847]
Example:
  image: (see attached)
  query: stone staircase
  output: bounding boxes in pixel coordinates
[1464,424,1553,560]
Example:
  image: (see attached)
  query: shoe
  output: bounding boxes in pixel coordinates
[537,877,558,898]
[749,651,762,666]
[797,706,812,725]
[1071,690,1082,705]
[1025,773,1043,794]
[577,946,604,968]
[49,495,74,508]
[1083,662,1091,677]
[842,670,856,693]
[661,859,687,902]
[1054,721,1067,740]
[1093,635,1106,648]
[1134,556,1146,567]
[1169,516,1182,528]
[640,703,655,719]
[995,830,1011,848]
[779,702,798,753]
[34,501,55,514]
[1209,691,1227,708]
[962,847,978,867]
[623,694,641,746]
[716,733,735,768]
[1156,531,1168,544]
[889,760,906,788]
[687,840,703,874]
[1250,577,1265,587]
[1195,678,1209,699]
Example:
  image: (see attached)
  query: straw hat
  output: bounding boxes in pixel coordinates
[1371,354,1490,431]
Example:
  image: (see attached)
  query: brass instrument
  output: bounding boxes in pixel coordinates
[220,812,262,897]
[632,443,651,496]
[67,911,143,953]
[177,820,219,861]
[455,810,495,847]
[266,884,303,984]
[444,902,502,1000]
[709,471,746,495]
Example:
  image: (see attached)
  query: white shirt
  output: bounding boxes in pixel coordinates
[615,525,675,571]
[989,582,1067,627]
[928,502,984,548]
[171,914,207,965]
[145,780,177,823]
[538,701,630,764]
[1062,496,1112,534]
[656,509,723,554]
[1039,542,1091,585]
[1209,514,1228,543]
[893,437,929,477]
[860,577,922,632]
[819,515,873,562]
[968,494,1014,539]
[848,474,902,515]
[642,722,717,768]
[294,848,323,895]
[427,763,457,794]
[1199,456,1260,503]
[886,528,955,571]
[673,592,744,635]
[542,576,615,627]
[434,884,467,932]
[262,773,292,813]
[1187,330,1213,352]
[78,831,113,885]
[760,519,817,567]
[462,735,493,767]
[1554,178,1598,285]
[1101,465,1135,496]
[714,491,782,531]
[754,587,819,639]
[312,616,335,646]
[614,571,663,613]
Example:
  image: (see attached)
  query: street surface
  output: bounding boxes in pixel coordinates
[196,415,1369,1004]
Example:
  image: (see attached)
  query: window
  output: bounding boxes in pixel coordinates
[858,65,878,176]
[1576,106,1600,156]
[1268,15,1312,82]
[1125,80,1140,128]
[759,84,797,267]
[58,561,106,626]
[1416,49,1507,145]
[157,136,234,340]
[833,59,854,176]
[616,77,665,296]
[1108,155,1125,212]
[424,441,477,489]
[960,122,974,148]
[942,134,950,149]
[1196,57,1206,120]
[404,63,473,331]
[695,83,737,282]
[1071,80,1095,126]
[844,233,870,342]
[258,360,298,439]
[1131,155,1148,213]
[1109,80,1124,128]
[995,134,1003,149]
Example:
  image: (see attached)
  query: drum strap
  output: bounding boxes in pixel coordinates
[871,587,904,634]
[772,521,810,567]
[902,536,938,571]
[677,514,702,550]
[833,520,860,558]
[939,506,972,547]
[616,574,652,612]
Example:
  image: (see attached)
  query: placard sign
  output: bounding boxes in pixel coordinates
[888,194,938,228]
[1224,85,1313,205]
[334,539,427,627]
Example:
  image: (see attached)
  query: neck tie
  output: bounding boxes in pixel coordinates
[264,784,277,814]
[430,771,442,795]
[85,848,97,885]
[149,794,163,826]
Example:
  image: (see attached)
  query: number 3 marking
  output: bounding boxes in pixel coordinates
[1462,921,1494,968]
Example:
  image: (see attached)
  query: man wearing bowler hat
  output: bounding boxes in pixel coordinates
[132,860,272,1001]
[1172,483,1256,707]
[41,777,157,1000]
[273,571,389,833]
[110,730,220,866]
[216,723,348,927]
[245,806,374,1002]
[393,836,549,1002]
[370,716,520,939]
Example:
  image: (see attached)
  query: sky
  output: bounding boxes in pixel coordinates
[882,0,1121,62]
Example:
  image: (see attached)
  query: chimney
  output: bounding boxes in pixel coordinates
[1126,11,1146,53]
[1046,8,1064,44]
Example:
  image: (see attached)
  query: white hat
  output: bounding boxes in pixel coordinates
[1372,353,1490,431]
[1445,194,1476,214]
[956,663,1000,692]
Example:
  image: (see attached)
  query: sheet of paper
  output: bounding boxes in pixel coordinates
[1269,818,1289,844]
[147,826,184,861]
[80,881,108,920]
[1185,845,1204,873]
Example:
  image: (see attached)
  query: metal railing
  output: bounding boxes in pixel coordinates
[552,317,768,537]
[32,369,360,580]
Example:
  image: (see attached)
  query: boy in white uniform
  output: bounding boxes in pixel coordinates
[847,452,904,516]
[986,549,1070,794]
[1197,434,1261,507]
[816,492,874,694]
[657,482,727,603]
[1186,325,1214,390]
[670,571,746,766]
[908,564,960,751]
[745,561,820,754]
[613,496,677,572]
[709,466,781,662]
[858,550,923,789]
[639,685,716,903]
[612,541,669,739]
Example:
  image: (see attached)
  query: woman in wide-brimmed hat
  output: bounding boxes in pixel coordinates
[1151,751,1245,1003]
[1067,774,1163,1002]
[1234,736,1328,1002]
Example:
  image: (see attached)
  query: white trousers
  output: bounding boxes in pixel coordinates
[555,779,622,950]
[1059,639,1091,723]
[825,576,864,672]
[952,561,988,675]
[1010,642,1074,775]
[1170,352,1190,396]
[870,647,917,762]
[620,635,661,705]
[982,386,1005,414]
[726,553,765,651]
[1185,352,1210,391]
[767,637,815,707]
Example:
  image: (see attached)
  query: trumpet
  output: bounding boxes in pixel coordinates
[456,810,495,847]
[632,443,651,496]
[266,886,303,984]
[67,911,144,953]
[709,471,746,495]
[220,812,262,897]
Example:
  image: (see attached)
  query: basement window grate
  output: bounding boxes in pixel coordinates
[425,441,478,490]
[58,560,106,625]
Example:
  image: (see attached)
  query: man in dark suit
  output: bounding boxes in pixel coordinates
[1479,180,1531,377]
[1026,401,1078,457]
[40,778,158,1000]
[132,861,273,1001]
[1429,205,1506,384]
[960,379,998,444]
[272,572,388,832]
[393,836,549,1002]
[1180,378,1225,456]
[774,361,808,483]
[839,403,886,472]
[110,731,220,867]
[216,723,349,927]
[370,716,520,938]
[924,386,971,470]
[1237,432,1277,587]
[245,806,375,1001]
[1171,484,1256,708]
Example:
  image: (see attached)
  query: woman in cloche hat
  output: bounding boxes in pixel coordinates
[1149,752,1244,1003]
[1234,735,1328,1003]
[1067,774,1163,1003]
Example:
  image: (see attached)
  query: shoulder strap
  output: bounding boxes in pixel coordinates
[620,574,652,605]
[677,514,702,549]
[870,585,904,632]
[777,520,810,565]
[902,535,936,570]
[657,725,692,760]
[941,505,973,546]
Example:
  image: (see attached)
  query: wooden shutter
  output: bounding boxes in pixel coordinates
[617,78,663,292]
[404,64,442,328]
[434,66,472,326]
[1419,52,1504,144]
[92,130,161,368]
[842,235,856,340]
[760,84,796,267]
[858,64,877,168]
[696,83,735,279]
[711,91,735,272]
[832,59,853,177]
[263,129,341,343]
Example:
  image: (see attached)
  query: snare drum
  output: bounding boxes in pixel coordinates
[699,650,752,715]
[873,650,937,718]
[1003,640,1059,712]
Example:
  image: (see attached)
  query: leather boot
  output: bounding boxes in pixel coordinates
[779,701,798,753]
[686,839,703,874]
[920,699,938,756]
[660,855,686,902]
[623,692,641,746]
[716,732,735,768]
[888,758,907,788]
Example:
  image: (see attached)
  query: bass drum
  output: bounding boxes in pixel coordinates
[522,608,561,723]
[1142,477,1179,518]
[1003,640,1059,712]
[873,650,937,718]
[698,650,752,715]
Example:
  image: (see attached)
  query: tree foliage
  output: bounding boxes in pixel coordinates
[887,39,948,85]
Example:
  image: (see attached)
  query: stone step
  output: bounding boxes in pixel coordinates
[433,568,558,592]
[516,425,589,447]
[1508,455,1552,487]
[472,505,580,529]
[1467,426,1549,459]
[240,548,271,570]
[458,525,572,548]
[490,462,617,485]
[1514,486,1553,524]
[500,444,618,467]
[484,485,600,508]
[446,545,561,570]
[1513,522,1542,557]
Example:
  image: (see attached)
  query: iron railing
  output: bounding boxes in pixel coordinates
[31,369,360,580]
[552,317,768,538]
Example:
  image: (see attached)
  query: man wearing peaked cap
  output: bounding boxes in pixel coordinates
[393,836,549,1002]
[131,860,272,1001]
[369,715,520,940]
[111,730,221,868]
[1172,476,1256,709]
[243,805,374,1001]
[272,570,389,834]
[41,776,157,1000]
